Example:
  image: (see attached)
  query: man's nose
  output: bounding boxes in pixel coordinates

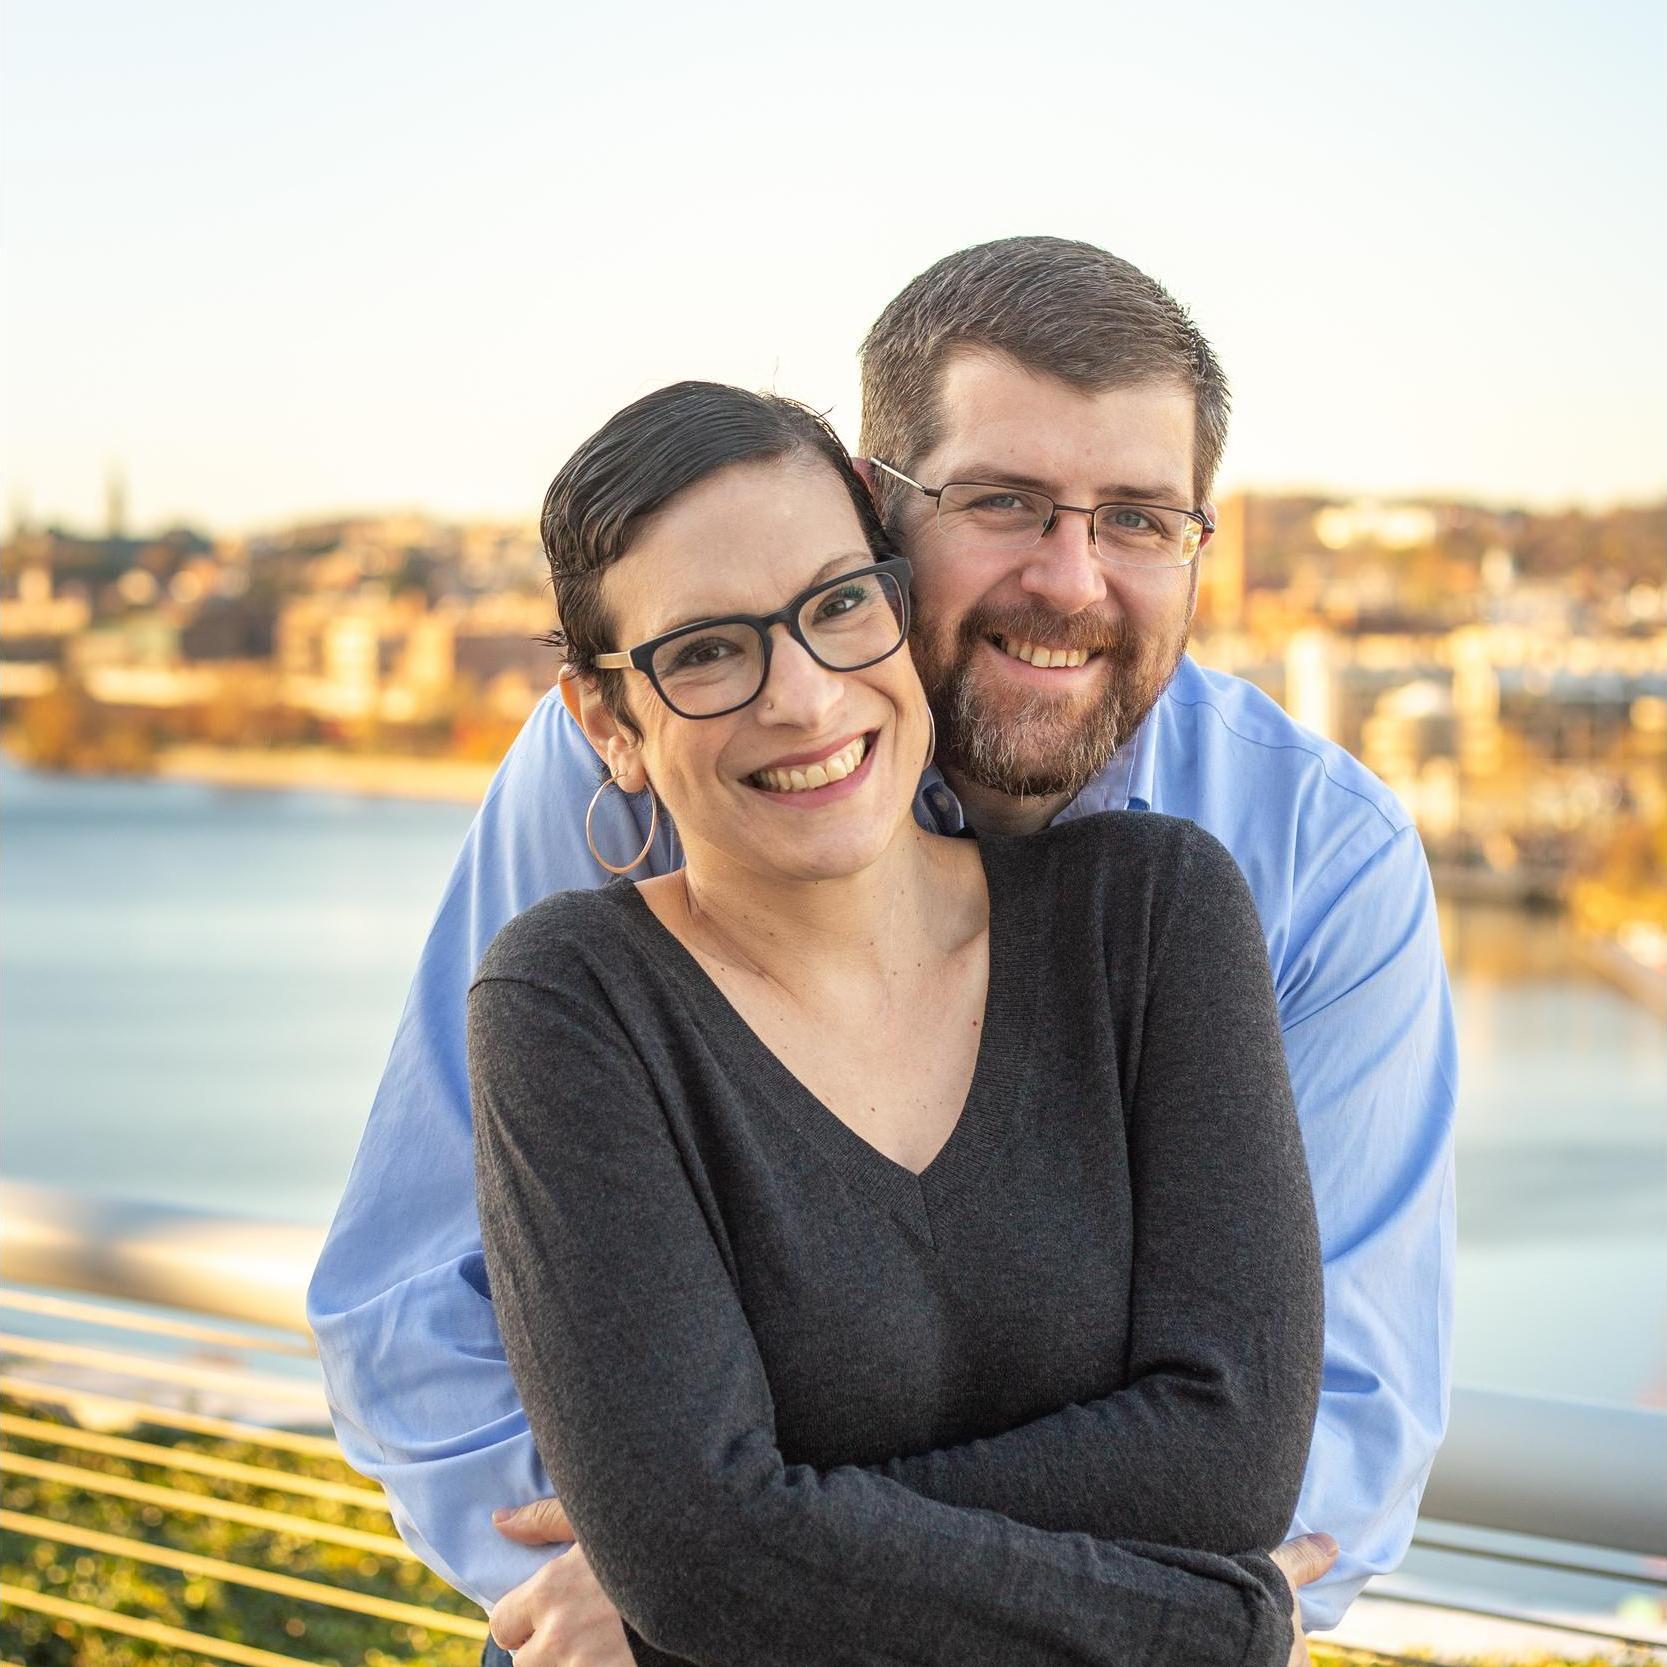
[756,627,843,726]
[1018,510,1106,616]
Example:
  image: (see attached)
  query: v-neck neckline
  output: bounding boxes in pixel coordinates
[609,835,1040,1248]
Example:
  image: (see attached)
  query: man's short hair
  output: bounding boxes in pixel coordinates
[858,236,1229,511]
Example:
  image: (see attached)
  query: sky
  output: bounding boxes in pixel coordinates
[2,0,1663,534]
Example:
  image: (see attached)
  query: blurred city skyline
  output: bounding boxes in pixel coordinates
[3,0,1664,534]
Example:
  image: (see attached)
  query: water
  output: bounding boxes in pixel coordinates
[2,765,1663,1406]
[1437,905,1666,1405]
[0,765,471,1220]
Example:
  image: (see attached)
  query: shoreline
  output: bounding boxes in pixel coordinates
[150,744,499,805]
[12,746,1667,1020]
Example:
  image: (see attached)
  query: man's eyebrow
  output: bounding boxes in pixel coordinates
[949,464,1193,507]
[642,549,875,640]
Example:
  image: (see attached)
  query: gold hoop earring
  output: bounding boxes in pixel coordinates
[585,771,659,875]
[923,705,937,771]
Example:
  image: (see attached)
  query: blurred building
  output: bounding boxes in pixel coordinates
[2,490,1660,949]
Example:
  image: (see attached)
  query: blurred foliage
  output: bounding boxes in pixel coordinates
[8,680,162,776]
[2,675,526,774]
[1569,816,1667,935]
[0,1391,482,1666]
[1311,1655,1648,1667]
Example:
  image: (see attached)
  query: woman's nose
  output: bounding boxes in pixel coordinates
[756,628,843,725]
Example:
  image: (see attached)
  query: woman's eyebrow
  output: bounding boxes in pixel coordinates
[643,550,874,639]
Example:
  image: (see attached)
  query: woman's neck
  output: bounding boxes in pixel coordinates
[642,822,980,1006]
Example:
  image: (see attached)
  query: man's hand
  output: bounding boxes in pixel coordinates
[1268,1532,1340,1667]
[489,1498,632,1667]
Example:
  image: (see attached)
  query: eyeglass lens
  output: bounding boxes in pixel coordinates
[935,484,1200,565]
[649,568,908,716]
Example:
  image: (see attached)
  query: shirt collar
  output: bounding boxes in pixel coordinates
[1124,697,1159,811]
[1050,708,1153,822]
[914,767,967,836]
[911,696,1161,837]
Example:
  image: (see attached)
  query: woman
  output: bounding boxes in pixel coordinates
[469,381,1323,1666]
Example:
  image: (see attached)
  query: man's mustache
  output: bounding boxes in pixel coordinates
[951,604,1129,658]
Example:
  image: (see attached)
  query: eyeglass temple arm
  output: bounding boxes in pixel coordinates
[866,458,937,499]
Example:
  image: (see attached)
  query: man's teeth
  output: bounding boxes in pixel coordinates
[751,735,869,794]
[995,636,1089,669]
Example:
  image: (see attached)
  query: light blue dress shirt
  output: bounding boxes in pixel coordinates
[307,652,1457,1631]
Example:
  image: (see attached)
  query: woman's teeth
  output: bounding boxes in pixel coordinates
[750,735,869,794]
[995,636,1089,669]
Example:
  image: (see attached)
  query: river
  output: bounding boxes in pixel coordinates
[2,764,1662,1407]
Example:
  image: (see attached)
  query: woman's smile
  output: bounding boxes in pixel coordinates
[743,729,879,806]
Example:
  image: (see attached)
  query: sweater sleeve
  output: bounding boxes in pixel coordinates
[469,947,1295,1667]
[863,821,1325,1555]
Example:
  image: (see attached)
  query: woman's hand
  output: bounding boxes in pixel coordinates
[488,1500,1336,1667]
[489,1498,633,1667]
[1268,1532,1339,1667]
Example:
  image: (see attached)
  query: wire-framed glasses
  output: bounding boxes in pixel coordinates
[594,556,912,719]
[868,460,1212,568]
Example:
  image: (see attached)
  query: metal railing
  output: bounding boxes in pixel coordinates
[0,1182,488,1665]
[3,1180,1664,1665]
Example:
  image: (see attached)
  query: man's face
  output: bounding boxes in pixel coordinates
[895,349,1200,802]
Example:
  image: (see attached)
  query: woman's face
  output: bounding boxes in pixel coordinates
[587,453,929,885]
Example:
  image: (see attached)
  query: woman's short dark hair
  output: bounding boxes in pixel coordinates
[543,381,893,736]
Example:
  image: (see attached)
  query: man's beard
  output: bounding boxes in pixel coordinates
[911,601,1190,801]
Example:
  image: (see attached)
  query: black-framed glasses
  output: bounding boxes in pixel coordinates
[594,556,912,719]
[868,459,1212,568]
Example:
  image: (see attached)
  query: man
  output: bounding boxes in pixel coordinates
[308,236,1455,1665]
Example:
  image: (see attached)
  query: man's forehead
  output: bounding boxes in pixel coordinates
[925,352,1196,501]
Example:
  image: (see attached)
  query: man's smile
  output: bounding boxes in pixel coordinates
[988,633,1093,670]
[979,633,1105,688]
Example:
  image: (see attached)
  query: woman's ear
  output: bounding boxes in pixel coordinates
[571,672,648,791]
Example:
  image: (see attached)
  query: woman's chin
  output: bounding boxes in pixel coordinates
[757,825,896,883]
[674,741,919,882]
[721,798,905,883]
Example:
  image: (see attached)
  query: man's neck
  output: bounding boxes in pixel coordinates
[942,768,1071,838]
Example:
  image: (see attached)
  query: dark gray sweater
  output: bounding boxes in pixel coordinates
[470,812,1323,1667]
